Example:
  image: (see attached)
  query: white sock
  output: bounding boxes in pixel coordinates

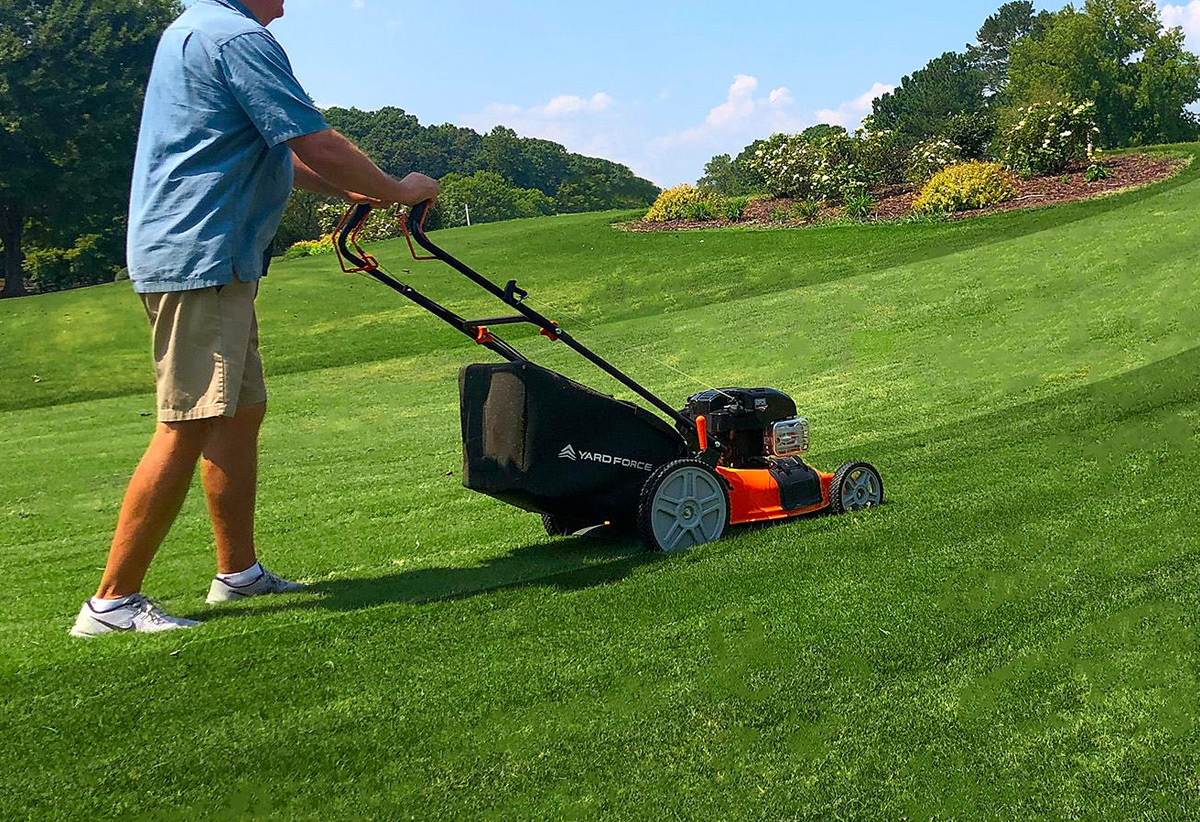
[218,561,263,586]
[90,594,135,612]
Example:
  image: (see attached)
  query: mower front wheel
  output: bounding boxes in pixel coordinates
[638,459,730,553]
[830,461,884,513]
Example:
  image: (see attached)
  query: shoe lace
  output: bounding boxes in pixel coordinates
[127,594,170,625]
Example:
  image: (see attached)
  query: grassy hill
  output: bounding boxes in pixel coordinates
[3,147,1200,820]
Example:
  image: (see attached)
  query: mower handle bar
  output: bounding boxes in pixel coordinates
[334,202,375,271]
[333,198,696,431]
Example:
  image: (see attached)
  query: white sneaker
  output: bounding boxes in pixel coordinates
[70,594,200,638]
[206,566,307,604]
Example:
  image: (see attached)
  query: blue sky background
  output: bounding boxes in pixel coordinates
[271,0,1200,186]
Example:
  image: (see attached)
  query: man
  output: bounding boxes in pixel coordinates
[70,0,437,637]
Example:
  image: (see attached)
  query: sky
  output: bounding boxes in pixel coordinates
[267,0,1200,187]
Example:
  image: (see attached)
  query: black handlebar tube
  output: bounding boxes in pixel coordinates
[335,203,375,269]
[404,201,693,431]
[337,203,525,363]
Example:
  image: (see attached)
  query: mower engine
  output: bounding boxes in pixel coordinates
[681,388,810,468]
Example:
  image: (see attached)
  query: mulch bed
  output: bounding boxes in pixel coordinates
[619,153,1188,232]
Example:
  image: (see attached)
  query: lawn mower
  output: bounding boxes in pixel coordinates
[334,201,883,552]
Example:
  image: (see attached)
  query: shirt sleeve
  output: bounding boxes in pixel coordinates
[217,31,329,147]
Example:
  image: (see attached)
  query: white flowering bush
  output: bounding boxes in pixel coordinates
[748,132,867,202]
[906,138,961,184]
[1002,100,1098,176]
[317,202,406,241]
[853,125,907,186]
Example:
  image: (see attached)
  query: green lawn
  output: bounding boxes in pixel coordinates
[3,148,1199,820]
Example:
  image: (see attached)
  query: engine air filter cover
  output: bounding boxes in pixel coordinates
[769,418,810,457]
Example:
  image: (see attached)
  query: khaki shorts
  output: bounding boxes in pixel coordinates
[140,277,267,422]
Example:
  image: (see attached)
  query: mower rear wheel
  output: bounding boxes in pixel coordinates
[638,459,730,553]
[541,513,606,537]
[830,461,884,513]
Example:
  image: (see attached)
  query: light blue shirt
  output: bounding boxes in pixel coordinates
[127,0,328,293]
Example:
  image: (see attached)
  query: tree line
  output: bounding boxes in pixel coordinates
[0,0,658,298]
[278,111,659,245]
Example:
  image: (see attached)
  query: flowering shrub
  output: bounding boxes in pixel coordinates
[1002,100,1097,176]
[644,184,721,222]
[913,162,1016,214]
[748,132,867,202]
[853,125,907,186]
[906,138,961,183]
[317,203,405,241]
[940,111,997,160]
[284,236,335,259]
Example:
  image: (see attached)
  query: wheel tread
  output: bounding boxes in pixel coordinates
[830,460,884,514]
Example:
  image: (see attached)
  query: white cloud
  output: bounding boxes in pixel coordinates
[659,75,802,147]
[1161,2,1200,50]
[466,92,615,130]
[460,92,643,176]
[814,82,894,128]
[541,93,613,116]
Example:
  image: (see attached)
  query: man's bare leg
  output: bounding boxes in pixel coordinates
[95,420,214,599]
[201,402,266,575]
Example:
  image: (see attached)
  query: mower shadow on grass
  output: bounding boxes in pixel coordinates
[314,539,662,610]
[196,536,662,621]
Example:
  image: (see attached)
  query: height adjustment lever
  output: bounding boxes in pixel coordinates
[504,280,528,303]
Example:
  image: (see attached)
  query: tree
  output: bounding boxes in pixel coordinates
[968,1,1051,95]
[0,0,181,297]
[696,153,761,196]
[871,51,989,141]
[318,109,657,220]
[1006,0,1200,146]
[801,124,848,141]
[437,172,554,228]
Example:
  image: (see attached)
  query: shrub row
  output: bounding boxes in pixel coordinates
[651,95,1101,223]
[23,235,116,293]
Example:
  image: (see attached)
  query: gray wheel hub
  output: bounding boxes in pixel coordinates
[650,466,727,552]
[840,467,882,511]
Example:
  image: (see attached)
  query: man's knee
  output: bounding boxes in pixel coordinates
[230,401,267,434]
[204,403,266,453]
[236,401,267,424]
[153,418,215,460]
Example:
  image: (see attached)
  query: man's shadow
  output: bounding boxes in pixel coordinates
[194,529,661,620]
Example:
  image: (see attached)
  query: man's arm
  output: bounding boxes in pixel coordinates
[292,151,351,199]
[288,129,438,206]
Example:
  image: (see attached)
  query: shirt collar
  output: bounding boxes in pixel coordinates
[208,0,259,23]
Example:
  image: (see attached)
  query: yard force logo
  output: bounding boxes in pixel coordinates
[558,443,654,472]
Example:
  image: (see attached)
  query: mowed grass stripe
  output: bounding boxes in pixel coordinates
[2,146,1199,819]
[2,350,1198,819]
[2,145,1195,413]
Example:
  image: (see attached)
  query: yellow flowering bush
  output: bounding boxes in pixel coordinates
[284,235,335,259]
[913,162,1017,214]
[643,184,722,222]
